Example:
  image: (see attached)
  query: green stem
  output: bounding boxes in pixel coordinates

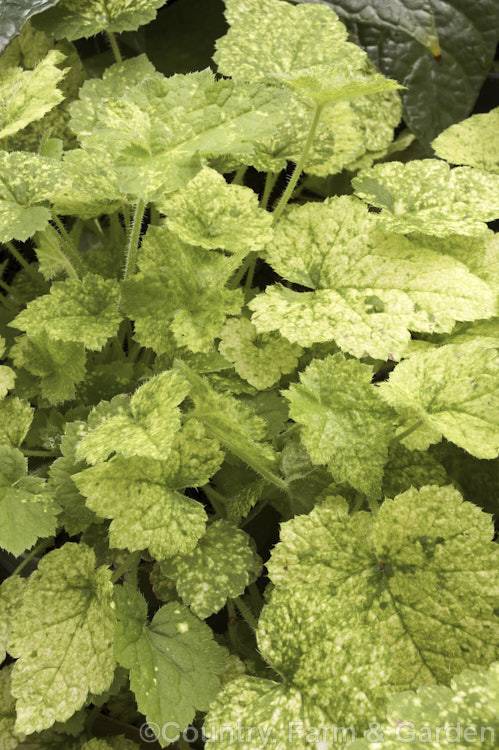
[393,418,425,444]
[107,30,123,65]
[244,252,257,293]
[51,215,85,278]
[233,596,258,631]
[12,538,53,576]
[5,241,30,271]
[273,104,323,221]
[228,254,253,289]
[0,277,11,294]
[203,486,227,518]
[121,204,131,236]
[93,218,106,243]
[123,199,146,280]
[248,582,264,613]
[232,165,248,185]
[110,551,140,584]
[367,497,380,516]
[260,171,277,210]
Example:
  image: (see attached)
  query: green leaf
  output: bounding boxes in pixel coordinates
[0,444,60,555]
[249,196,495,359]
[11,274,122,351]
[219,318,301,389]
[382,443,448,499]
[35,0,167,40]
[0,152,66,243]
[379,343,499,459]
[267,486,499,690]
[273,64,401,108]
[33,225,77,280]
[214,0,366,81]
[204,677,335,750]
[350,662,499,750]
[0,49,66,139]
[329,0,499,144]
[258,584,391,727]
[114,584,224,746]
[76,371,190,464]
[121,226,244,354]
[0,397,33,447]
[9,543,116,734]
[316,0,441,55]
[158,167,273,254]
[433,107,499,174]
[353,160,499,236]
[0,576,25,664]
[0,0,61,55]
[49,421,101,536]
[176,362,284,489]
[160,520,258,618]
[285,354,395,497]
[0,365,15,398]
[0,665,24,750]
[10,332,86,404]
[74,420,222,558]
[55,149,124,220]
[69,60,286,201]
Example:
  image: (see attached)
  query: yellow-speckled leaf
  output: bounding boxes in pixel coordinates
[353,160,499,236]
[158,167,273,254]
[34,0,167,40]
[0,397,33,447]
[267,486,499,691]
[0,50,66,139]
[285,354,395,497]
[121,226,244,354]
[0,445,60,556]
[11,274,122,351]
[76,371,190,464]
[0,576,25,665]
[249,197,495,359]
[10,332,86,405]
[258,585,391,727]
[74,421,221,558]
[219,318,301,389]
[215,0,366,81]
[350,662,499,750]
[379,343,499,459]
[0,666,24,750]
[0,152,66,243]
[9,543,116,734]
[433,108,499,174]
[161,520,257,618]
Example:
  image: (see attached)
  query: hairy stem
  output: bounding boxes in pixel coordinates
[233,596,258,631]
[273,104,323,221]
[123,199,146,281]
[232,165,248,185]
[260,171,277,210]
[110,551,141,584]
[107,30,123,65]
[52,214,86,278]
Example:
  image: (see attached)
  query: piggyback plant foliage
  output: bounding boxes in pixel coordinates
[0,0,498,747]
